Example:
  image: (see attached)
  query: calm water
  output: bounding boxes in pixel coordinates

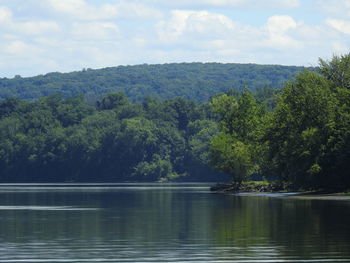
[0,183,349,262]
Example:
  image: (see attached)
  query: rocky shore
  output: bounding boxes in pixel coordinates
[210,181,289,193]
[210,182,350,201]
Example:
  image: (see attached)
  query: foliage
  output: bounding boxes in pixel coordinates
[262,54,350,190]
[209,89,263,183]
[1,55,350,190]
[0,94,222,182]
[208,53,350,190]
[0,63,306,102]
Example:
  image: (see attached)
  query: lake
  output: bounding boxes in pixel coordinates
[0,183,349,262]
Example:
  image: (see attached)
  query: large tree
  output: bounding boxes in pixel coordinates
[264,54,350,189]
[209,88,263,182]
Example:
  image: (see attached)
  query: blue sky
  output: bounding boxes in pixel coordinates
[0,0,349,77]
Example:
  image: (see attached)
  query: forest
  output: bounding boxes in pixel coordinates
[0,62,306,102]
[210,54,350,190]
[0,93,229,182]
[0,54,349,191]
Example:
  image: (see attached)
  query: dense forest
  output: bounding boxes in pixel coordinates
[0,55,349,191]
[0,63,306,102]
[210,54,350,191]
[0,93,232,182]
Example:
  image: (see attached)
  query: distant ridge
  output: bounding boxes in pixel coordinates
[0,62,308,102]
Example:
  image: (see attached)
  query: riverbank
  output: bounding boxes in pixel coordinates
[210,181,291,193]
[211,181,350,201]
[287,192,350,201]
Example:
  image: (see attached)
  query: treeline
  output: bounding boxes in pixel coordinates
[211,54,350,190]
[0,92,232,182]
[1,55,349,190]
[0,63,306,102]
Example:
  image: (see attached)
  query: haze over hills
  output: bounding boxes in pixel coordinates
[0,63,308,102]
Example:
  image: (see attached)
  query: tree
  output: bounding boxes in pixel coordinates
[318,54,350,188]
[263,71,336,188]
[209,88,262,182]
[210,132,254,183]
[97,92,129,110]
[319,54,350,90]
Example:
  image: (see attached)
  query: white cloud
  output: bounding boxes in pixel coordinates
[114,2,163,20]
[156,11,302,51]
[315,0,350,18]
[148,0,299,9]
[47,0,87,14]
[17,21,60,35]
[156,10,239,42]
[266,15,297,35]
[71,22,120,40]
[0,6,11,23]
[45,0,162,21]
[264,15,302,49]
[326,18,350,34]
[46,0,118,20]
[153,10,336,67]
[3,40,40,55]
[0,5,60,36]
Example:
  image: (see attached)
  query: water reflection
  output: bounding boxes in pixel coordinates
[0,183,349,262]
[212,195,350,261]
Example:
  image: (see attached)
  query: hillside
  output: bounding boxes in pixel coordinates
[0,63,307,102]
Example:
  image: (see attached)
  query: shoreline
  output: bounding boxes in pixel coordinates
[211,182,350,201]
[285,192,350,201]
[237,192,350,201]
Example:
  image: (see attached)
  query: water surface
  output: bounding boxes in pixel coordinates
[0,183,349,262]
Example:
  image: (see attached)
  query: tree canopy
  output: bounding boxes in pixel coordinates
[206,54,350,190]
[0,94,226,182]
[1,55,349,191]
[0,63,306,102]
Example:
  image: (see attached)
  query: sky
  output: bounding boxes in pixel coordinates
[0,0,349,77]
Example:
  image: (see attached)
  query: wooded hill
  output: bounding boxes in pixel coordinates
[1,54,350,190]
[0,63,307,102]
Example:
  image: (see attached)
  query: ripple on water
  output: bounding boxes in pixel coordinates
[0,206,97,211]
[0,259,350,262]
[0,184,349,263]
[0,243,350,263]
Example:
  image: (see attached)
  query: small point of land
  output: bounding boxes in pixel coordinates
[211,181,350,201]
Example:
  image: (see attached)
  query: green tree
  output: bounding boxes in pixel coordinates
[209,89,262,182]
[97,92,129,110]
[319,54,350,90]
[317,54,350,188]
[263,71,336,188]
